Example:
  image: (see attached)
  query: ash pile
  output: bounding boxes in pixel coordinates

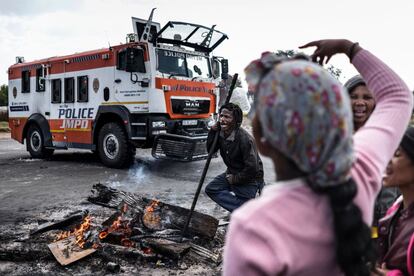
[0,184,226,275]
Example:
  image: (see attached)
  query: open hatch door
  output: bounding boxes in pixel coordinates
[152,21,228,53]
[132,16,161,42]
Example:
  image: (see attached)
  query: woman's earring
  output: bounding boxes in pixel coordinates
[260,137,267,144]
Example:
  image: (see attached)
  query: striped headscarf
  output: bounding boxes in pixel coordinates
[246,52,354,187]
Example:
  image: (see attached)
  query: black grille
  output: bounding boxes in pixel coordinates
[152,133,209,161]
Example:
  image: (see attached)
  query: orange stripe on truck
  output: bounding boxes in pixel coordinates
[155,78,216,119]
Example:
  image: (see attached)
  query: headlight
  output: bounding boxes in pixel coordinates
[152,121,166,128]
[152,130,167,135]
[182,119,198,126]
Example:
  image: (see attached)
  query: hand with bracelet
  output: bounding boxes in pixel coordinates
[299,39,361,65]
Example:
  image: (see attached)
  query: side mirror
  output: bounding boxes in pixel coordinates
[211,58,220,78]
[117,47,146,73]
[221,59,229,79]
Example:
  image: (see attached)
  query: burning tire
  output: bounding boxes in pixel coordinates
[98,122,135,168]
[26,124,54,159]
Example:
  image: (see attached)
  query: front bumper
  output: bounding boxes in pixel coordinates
[151,133,209,161]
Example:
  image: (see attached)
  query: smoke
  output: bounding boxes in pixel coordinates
[105,163,149,192]
[127,163,147,184]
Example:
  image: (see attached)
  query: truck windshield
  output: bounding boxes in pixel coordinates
[157,49,211,79]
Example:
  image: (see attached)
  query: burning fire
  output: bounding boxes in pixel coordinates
[122,203,128,213]
[145,200,160,213]
[54,215,91,248]
[98,203,135,247]
[98,231,108,240]
[143,200,162,230]
[142,247,152,255]
[98,216,123,240]
[121,238,134,247]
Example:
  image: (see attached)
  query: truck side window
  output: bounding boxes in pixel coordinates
[117,48,146,73]
[21,70,30,93]
[77,76,88,102]
[36,67,46,92]
[51,79,62,103]
[64,77,75,103]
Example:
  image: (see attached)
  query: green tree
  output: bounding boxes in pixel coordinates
[327,65,342,80]
[275,50,342,79]
[0,85,8,106]
[275,50,296,57]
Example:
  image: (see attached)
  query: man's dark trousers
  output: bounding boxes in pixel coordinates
[205,172,264,212]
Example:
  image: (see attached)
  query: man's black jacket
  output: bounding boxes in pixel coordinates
[207,127,264,185]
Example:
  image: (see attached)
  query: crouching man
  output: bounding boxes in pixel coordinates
[205,103,264,212]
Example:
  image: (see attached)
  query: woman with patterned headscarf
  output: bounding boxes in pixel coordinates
[223,40,413,276]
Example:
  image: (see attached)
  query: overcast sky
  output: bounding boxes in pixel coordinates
[1,0,413,90]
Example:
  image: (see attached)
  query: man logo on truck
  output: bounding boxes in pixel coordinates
[185,101,200,108]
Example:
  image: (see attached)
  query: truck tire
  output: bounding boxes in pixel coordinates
[98,122,135,168]
[26,124,54,159]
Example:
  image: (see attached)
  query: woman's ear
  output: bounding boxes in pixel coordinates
[252,115,271,156]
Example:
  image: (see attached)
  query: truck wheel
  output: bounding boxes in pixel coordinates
[98,122,135,168]
[26,124,54,159]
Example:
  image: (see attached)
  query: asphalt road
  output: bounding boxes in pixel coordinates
[0,132,275,225]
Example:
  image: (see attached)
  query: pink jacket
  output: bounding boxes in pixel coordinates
[223,50,413,275]
[379,197,414,276]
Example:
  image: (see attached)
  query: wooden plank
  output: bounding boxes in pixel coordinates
[100,243,157,261]
[144,238,190,259]
[47,236,96,266]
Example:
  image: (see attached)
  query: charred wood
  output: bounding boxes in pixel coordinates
[0,241,156,264]
[130,229,182,241]
[99,243,157,262]
[88,183,145,213]
[189,243,221,264]
[143,238,190,260]
[0,242,54,262]
[30,210,89,236]
[88,184,218,239]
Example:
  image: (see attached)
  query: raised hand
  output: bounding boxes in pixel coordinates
[299,39,359,65]
[211,122,220,131]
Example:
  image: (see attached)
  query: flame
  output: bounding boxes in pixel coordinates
[121,238,134,247]
[98,204,134,247]
[55,230,71,241]
[122,203,128,213]
[54,215,92,248]
[99,231,108,239]
[145,200,160,213]
[142,247,152,254]
[111,216,122,229]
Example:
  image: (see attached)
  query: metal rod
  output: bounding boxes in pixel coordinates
[180,74,239,241]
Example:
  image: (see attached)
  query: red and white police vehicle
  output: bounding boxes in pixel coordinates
[8,10,229,168]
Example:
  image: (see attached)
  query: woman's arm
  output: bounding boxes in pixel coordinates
[301,39,413,222]
[300,39,413,178]
[351,49,413,221]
